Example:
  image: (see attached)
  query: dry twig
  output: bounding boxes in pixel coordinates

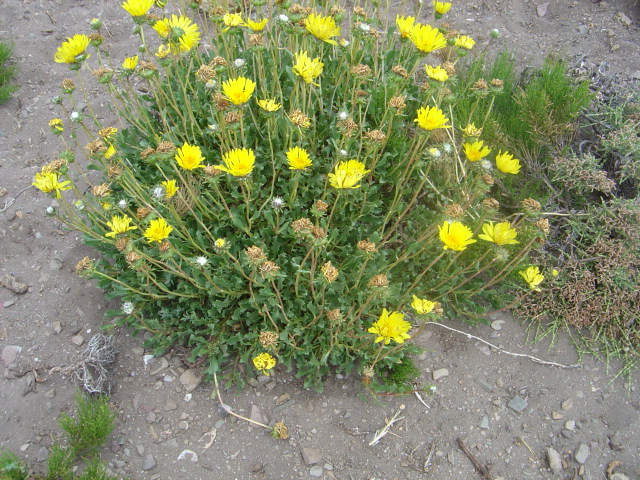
[457,437,493,480]
[368,404,405,446]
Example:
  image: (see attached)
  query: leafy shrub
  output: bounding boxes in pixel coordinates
[38,0,545,389]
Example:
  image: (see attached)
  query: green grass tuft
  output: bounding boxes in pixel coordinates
[58,394,116,457]
[0,41,17,104]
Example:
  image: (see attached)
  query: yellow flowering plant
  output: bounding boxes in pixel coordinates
[39,0,545,391]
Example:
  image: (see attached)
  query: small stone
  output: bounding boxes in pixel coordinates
[133,394,142,410]
[565,420,575,431]
[71,334,84,346]
[164,399,178,411]
[561,429,575,439]
[49,258,63,270]
[136,445,145,456]
[146,411,157,423]
[537,2,549,16]
[178,420,189,430]
[608,431,624,451]
[617,11,633,26]
[179,369,203,392]
[479,416,490,429]
[574,443,589,464]
[577,25,589,35]
[214,420,225,429]
[609,474,630,480]
[302,447,322,465]
[52,321,62,334]
[143,454,156,471]
[508,396,528,413]
[249,404,269,427]
[546,447,563,474]
[131,347,144,355]
[561,398,573,411]
[551,411,563,420]
[37,446,49,463]
[490,319,504,330]
[257,374,271,384]
[309,466,323,477]
[433,368,449,380]
[45,388,56,399]
[276,394,291,406]
[611,44,620,52]
[19,444,29,452]
[265,380,277,391]
[184,393,192,403]
[1,345,22,368]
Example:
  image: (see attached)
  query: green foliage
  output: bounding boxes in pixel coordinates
[41,1,543,390]
[45,444,74,480]
[58,394,116,457]
[0,450,28,480]
[0,41,17,104]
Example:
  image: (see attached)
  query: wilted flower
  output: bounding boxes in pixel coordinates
[321,261,339,283]
[92,183,111,197]
[535,218,551,234]
[253,352,276,375]
[519,266,544,291]
[391,64,409,78]
[388,95,406,110]
[425,65,449,81]
[75,256,94,275]
[455,35,475,50]
[478,221,519,245]
[461,123,482,137]
[291,218,314,233]
[482,198,500,209]
[444,203,465,218]
[32,171,71,198]
[259,260,281,279]
[272,422,288,439]
[368,274,388,288]
[357,239,378,253]
[257,98,281,112]
[289,109,311,128]
[293,51,323,85]
[411,295,436,314]
[368,309,411,345]
[439,221,477,251]
[144,218,173,243]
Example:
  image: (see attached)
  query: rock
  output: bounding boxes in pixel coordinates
[179,369,203,392]
[249,404,269,426]
[1,345,22,367]
[49,258,63,270]
[133,394,142,410]
[276,394,291,406]
[432,368,449,380]
[37,446,49,463]
[0,274,28,294]
[537,2,549,16]
[71,334,84,346]
[490,319,504,330]
[142,454,156,471]
[574,443,589,464]
[309,466,323,477]
[302,447,322,465]
[478,416,489,429]
[164,399,178,411]
[131,347,144,355]
[631,71,640,80]
[508,396,528,413]
[561,429,575,439]
[146,411,156,423]
[546,447,563,474]
[178,420,189,430]
[616,11,633,26]
[136,445,145,456]
[609,474,630,480]
[214,419,225,429]
[177,449,198,463]
[561,398,573,411]
[577,25,589,35]
[45,388,56,399]
[551,411,563,420]
[147,357,169,375]
[52,321,62,334]
[565,420,575,431]
[608,431,624,451]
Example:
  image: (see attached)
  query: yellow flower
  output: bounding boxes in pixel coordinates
[455,35,475,50]
[105,215,137,238]
[293,51,323,86]
[246,18,268,31]
[144,218,173,243]
[215,148,256,177]
[552,269,559,277]
[222,76,256,105]
[54,34,90,65]
[495,151,522,174]
[175,143,205,170]
[519,265,544,291]
[411,295,436,315]
[462,123,482,137]
[122,55,138,70]
[425,65,449,81]
[153,15,200,54]
[257,98,281,112]
[253,352,276,375]
[286,147,312,170]
[121,0,154,17]
[414,105,451,131]
[433,1,452,15]
[214,238,226,249]
[223,12,245,30]
[395,15,415,39]
[162,179,178,198]
[328,160,370,189]
[368,309,411,345]
[439,221,477,251]
[305,13,340,46]
[463,140,491,162]
[408,23,447,53]
[32,171,71,198]
[478,221,519,245]
[104,144,116,159]
[49,118,64,133]
[155,44,170,59]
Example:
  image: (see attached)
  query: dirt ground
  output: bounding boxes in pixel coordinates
[1,1,639,479]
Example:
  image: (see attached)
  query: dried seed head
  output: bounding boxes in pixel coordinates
[140,146,155,159]
[126,251,141,263]
[92,183,111,197]
[62,78,76,92]
[321,261,339,283]
[357,239,378,253]
[482,198,500,209]
[472,78,488,91]
[311,226,327,239]
[114,237,130,251]
[351,64,372,77]
[535,218,550,234]
[107,163,122,178]
[155,141,176,153]
[362,365,375,379]
[522,198,541,211]
[248,34,264,47]
[329,5,345,15]
[213,93,230,111]
[136,206,151,219]
[392,65,409,78]
[98,127,118,139]
[159,240,171,252]
[388,95,407,110]
[44,158,66,172]
[224,110,243,124]
[445,203,465,218]
[259,331,279,348]
[272,422,289,439]
[259,260,280,279]
[368,273,388,288]
[75,256,94,275]
[364,129,386,142]
[337,117,358,136]
[326,309,342,323]
[196,64,217,82]
[442,61,456,75]
[291,218,314,233]
[204,165,223,176]
[209,56,227,67]
[353,6,367,16]
[289,109,311,128]
[433,301,444,315]
[85,139,107,155]
[245,246,266,264]
[314,200,328,212]
[481,174,495,185]
[490,78,504,88]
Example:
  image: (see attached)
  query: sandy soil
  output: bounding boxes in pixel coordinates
[1,1,639,479]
